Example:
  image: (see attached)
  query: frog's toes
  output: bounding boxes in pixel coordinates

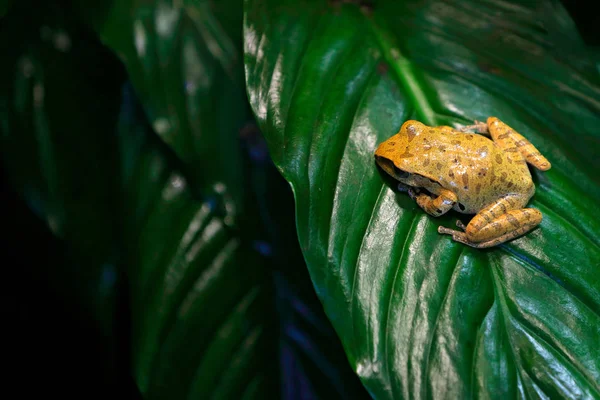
[458,120,489,134]
[438,227,474,246]
[407,188,420,199]
[455,220,467,230]
[473,120,488,133]
[438,226,456,235]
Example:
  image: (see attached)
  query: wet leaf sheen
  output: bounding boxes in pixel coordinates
[244,1,600,398]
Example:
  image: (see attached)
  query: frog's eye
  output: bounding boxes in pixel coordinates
[394,166,410,179]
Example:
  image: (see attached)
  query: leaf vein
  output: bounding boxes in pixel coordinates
[350,183,386,358]
[384,214,418,400]
[422,247,464,400]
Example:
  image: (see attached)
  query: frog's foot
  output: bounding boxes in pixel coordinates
[458,120,489,135]
[413,188,457,217]
[438,226,479,246]
[437,227,497,248]
[438,223,538,248]
[407,187,420,199]
[437,219,467,234]
[438,205,542,248]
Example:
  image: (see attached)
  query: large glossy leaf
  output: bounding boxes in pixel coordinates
[244,0,600,398]
[78,0,373,397]
[241,121,371,399]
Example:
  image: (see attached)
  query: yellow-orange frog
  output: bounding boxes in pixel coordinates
[374,117,551,248]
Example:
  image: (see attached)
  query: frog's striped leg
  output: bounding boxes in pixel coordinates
[439,215,540,248]
[410,188,457,217]
[438,195,542,248]
[487,117,551,171]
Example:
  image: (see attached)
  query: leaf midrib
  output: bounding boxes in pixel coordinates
[368,12,437,126]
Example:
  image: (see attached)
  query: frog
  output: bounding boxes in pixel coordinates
[374,116,551,248]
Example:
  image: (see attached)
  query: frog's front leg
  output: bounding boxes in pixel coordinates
[438,195,542,248]
[457,120,489,134]
[409,188,457,217]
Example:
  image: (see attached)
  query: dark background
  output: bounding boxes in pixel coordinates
[1,0,597,398]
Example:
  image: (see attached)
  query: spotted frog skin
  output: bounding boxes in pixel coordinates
[374,117,551,248]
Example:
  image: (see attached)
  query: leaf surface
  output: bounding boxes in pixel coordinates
[0,1,124,325]
[1,1,372,398]
[76,0,250,215]
[118,85,277,397]
[1,3,277,398]
[85,0,374,396]
[244,1,600,398]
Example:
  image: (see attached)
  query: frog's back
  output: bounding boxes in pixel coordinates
[434,134,534,213]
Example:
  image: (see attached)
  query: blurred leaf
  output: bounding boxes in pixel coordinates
[0,0,124,330]
[0,1,132,394]
[244,0,600,398]
[0,0,11,17]
[78,0,375,397]
[1,2,278,398]
[1,1,371,398]
[1,162,145,396]
[75,0,250,219]
[117,84,278,397]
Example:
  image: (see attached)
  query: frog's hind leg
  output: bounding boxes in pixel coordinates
[439,216,541,248]
[487,117,551,171]
[438,195,542,248]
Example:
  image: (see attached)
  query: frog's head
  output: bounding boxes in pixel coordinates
[374,120,427,180]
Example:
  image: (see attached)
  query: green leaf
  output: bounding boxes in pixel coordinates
[0,2,130,392]
[119,88,368,398]
[75,0,250,218]
[0,0,12,17]
[242,124,372,399]
[0,1,124,329]
[1,2,278,397]
[82,0,374,397]
[117,86,278,397]
[244,0,600,398]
